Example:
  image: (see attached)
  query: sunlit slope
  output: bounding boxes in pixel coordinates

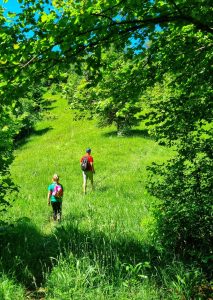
[10,94,171,239]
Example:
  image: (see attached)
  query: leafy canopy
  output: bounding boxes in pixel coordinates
[64,48,145,134]
[0,0,212,267]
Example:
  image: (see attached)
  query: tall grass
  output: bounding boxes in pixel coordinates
[0,93,206,299]
[0,274,25,300]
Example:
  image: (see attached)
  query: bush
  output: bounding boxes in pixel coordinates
[148,125,213,275]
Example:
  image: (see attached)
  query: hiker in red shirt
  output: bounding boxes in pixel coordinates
[80,148,95,194]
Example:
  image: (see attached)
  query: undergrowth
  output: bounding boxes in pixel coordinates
[0,94,210,299]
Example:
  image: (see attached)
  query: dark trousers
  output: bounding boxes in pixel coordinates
[51,202,62,221]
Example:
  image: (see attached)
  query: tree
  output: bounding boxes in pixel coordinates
[0,6,49,215]
[139,22,212,267]
[0,0,212,269]
[0,106,18,219]
[1,0,212,101]
[143,72,212,272]
[65,49,144,135]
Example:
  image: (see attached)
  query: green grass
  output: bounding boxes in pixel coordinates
[0,274,25,300]
[0,93,202,299]
[10,94,169,235]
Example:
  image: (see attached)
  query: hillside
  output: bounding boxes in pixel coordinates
[2,94,175,299]
[10,94,169,233]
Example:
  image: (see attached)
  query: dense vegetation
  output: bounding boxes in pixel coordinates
[0,0,212,298]
[0,94,209,299]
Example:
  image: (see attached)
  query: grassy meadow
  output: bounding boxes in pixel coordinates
[0,93,193,299]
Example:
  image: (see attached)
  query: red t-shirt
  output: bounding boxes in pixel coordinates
[80,154,94,171]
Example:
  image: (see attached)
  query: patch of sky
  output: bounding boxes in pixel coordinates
[1,0,61,51]
[1,1,161,54]
[0,0,21,25]
[0,0,21,14]
[113,13,126,22]
[155,24,161,31]
[127,23,161,55]
[52,44,61,52]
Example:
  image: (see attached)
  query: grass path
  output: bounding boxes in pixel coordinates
[5,93,174,299]
[10,94,169,237]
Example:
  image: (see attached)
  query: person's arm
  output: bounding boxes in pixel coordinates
[47,191,51,205]
[89,156,95,173]
[90,162,95,173]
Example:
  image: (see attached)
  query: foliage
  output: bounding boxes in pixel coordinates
[158,262,211,300]
[144,26,212,144]
[0,106,18,218]
[148,126,213,269]
[13,82,47,142]
[65,49,144,135]
[1,0,212,100]
[0,75,46,215]
[4,95,208,299]
[141,23,213,269]
[0,0,212,279]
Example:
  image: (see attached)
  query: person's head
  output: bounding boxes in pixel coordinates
[86,148,91,154]
[52,174,59,182]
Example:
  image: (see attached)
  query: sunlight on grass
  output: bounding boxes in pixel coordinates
[4,93,178,299]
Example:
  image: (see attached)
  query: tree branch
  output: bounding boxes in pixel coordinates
[91,13,114,22]
[4,8,213,83]
[93,13,213,34]
[21,55,37,68]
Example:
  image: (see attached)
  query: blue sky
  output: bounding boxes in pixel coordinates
[0,0,21,14]
[0,0,156,51]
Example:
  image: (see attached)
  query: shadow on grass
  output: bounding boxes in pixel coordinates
[42,98,57,109]
[95,185,110,192]
[103,129,154,139]
[32,127,53,137]
[14,97,57,149]
[0,216,159,290]
[15,126,53,148]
